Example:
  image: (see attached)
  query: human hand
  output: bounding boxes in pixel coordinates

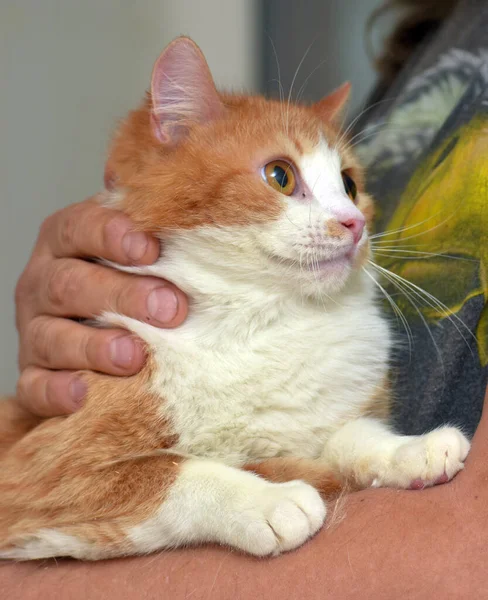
[14,197,188,416]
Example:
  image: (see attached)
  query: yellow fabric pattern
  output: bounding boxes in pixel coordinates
[376,115,488,365]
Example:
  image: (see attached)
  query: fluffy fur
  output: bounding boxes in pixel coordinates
[0,37,470,560]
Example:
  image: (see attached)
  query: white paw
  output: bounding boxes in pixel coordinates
[376,427,470,490]
[228,480,326,556]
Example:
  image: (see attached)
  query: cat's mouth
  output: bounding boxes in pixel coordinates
[266,248,354,275]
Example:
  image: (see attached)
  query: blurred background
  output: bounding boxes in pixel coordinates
[1,0,383,391]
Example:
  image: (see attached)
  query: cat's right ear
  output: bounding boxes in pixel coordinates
[150,37,224,144]
[312,82,351,124]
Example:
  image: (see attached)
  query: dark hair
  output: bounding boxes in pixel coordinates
[369,0,460,84]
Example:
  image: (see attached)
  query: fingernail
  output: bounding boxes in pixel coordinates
[122,231,149,262]
[110,335,137,369]
[147,287,178,325]
[69,377,87,408]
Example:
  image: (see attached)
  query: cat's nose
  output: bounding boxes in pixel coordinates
[341,218,365,245]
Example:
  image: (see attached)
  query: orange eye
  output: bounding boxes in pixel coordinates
[263,160,296,196]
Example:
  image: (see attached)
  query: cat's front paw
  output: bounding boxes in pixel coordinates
[374,426,470,490]
[230,480,326,556]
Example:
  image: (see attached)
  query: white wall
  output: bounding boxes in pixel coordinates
[0,0,259,392]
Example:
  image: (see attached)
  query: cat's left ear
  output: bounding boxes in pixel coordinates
[150,37,225,144]
[312,82,351,123]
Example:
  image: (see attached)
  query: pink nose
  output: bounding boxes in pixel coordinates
[342,218,365,244]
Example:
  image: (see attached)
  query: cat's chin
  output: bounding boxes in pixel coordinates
[264,253,355,298]
[300,265,354,298]
[261,237,371,299]
[268,250,352,277]
[301,254,352,275]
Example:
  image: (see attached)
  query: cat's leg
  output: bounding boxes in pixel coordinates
[1,457,326,560]
[126,458,326,557]
[321,418,470,490]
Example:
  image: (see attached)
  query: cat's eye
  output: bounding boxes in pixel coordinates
[263,160,296,196]
[342,172,357,202]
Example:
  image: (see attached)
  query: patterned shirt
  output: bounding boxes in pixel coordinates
[357,0,488,436]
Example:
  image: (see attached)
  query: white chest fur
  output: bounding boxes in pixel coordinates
[104,248,391,466]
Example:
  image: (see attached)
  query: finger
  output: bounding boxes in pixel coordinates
[40,258,188,328]
[17,367,88,416]
[41,198,160,265]
[23,316,147,375]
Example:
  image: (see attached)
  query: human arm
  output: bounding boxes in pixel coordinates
[14,196,188,416]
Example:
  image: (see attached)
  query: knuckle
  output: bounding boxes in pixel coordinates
[102,213,132,260]
[14,270,31,307]
[106,274,132,315]
[27,318,54,366]
[38,212,56,241]
[102,214,121,250]
[15,267,37,332]
[75,330,93,368]
[46,261,79,309]
[58,209,79,252]
[16,367,36,404]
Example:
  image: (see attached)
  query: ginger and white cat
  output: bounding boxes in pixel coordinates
[0,37,470,560]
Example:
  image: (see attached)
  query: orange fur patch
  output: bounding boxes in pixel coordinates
[326,220,350,239]
[244,458,350,498]
[0,398,41,458]
[0,365,181,554]
[106,94,353,232]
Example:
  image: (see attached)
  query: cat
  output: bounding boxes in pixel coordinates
[0,37,470,561]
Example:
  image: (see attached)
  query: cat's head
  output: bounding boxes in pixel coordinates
[106,37,374,299]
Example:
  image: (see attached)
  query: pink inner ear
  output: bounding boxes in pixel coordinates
[313,82,351,123]
[150,37,224,143]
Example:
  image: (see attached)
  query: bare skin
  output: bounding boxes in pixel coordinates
[14,197,188,416]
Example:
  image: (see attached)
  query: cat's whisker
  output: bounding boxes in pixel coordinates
[295,58,329,104]
[368,260,476,356]
[370,243,432,250]
[372,249,478,262]
[367,266,447,369]
[267,78,286,94]
[370,214,458,244]
[266,34,286,131]
[338,121,392,150]
[298,250,309,302]
[318,278,343,308]
[367,261,442,365]
[344,122,430,149]
[384,266,475,347]
[339,123,440,153]
[311,168,326,200]
[284,211,302,230]
[371,242,434,248]
[370,219,432,239]
[286,38,316,135]
[311,251,320,288]
[335,97,395,151]
[362,267,413,355]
